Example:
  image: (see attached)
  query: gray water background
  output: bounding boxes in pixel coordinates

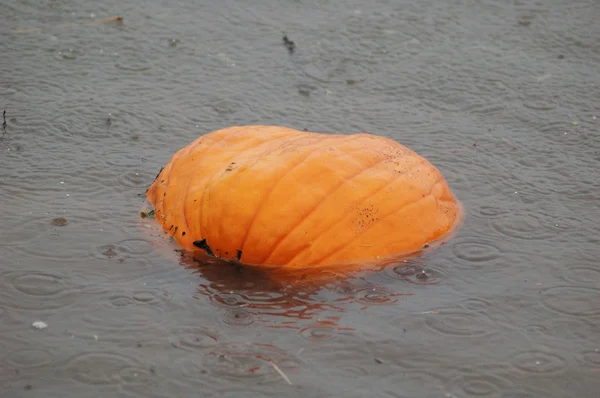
[1,0,599,396]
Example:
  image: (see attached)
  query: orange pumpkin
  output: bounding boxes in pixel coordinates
[146,125,463,269]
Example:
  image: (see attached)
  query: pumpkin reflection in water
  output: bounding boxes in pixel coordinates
[179,249,415,331]
[146,125,463,274]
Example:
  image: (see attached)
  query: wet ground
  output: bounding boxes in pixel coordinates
[1,0,599,396]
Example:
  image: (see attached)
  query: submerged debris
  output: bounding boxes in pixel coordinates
[140,209,155,218]
[52,217,68,226]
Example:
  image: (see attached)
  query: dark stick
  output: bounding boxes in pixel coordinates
[282,33,295,54]
[2,110,6,130]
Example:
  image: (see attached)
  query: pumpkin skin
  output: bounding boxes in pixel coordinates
[146,125,463,269]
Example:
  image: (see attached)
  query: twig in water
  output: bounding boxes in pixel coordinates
[499,136,517,148]
[2,110,6,130]
[270,361,293,385]
[282,33,295,54]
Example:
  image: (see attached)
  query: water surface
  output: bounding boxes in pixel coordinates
[1,0,599,396]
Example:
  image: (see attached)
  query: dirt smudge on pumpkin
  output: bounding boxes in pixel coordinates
[194,239,215,257]
[355,204,379,232]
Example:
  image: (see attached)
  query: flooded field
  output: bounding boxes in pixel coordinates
[1,0,599,396]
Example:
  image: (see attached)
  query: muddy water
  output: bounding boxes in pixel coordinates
[1,0,599,396]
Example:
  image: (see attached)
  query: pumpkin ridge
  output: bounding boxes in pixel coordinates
[170,133,224,241]
[313,193,435,265]
[210,131,309,247]
[237,138,317,254]
[427,174,444,196]
[191,131,241,242]
[262,148,396,265]
[229,133,311,178]
[289,158,433,262]
[178,143,208,241]
[157,147,187,234]
[239,134,360,257]
[181,132,237,241]
[282,157,431,266]
[196,128,290,242]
